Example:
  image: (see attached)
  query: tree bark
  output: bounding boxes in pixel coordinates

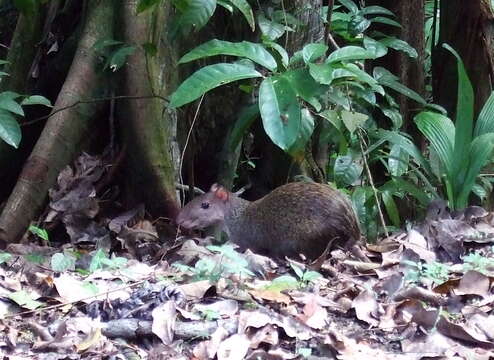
[118,1,179,220]
[0,0,113,245]
[433,0,494,118]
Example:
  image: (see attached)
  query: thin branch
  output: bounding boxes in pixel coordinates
[325,0,335,49]
[21,94,169,127]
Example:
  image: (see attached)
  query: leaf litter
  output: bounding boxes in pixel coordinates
[1,153,494,358]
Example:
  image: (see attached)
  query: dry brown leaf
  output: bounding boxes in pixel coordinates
[455,270,491,297]
[217,334,251,360]
[194,299,239,318]
[352,290,380,327]
[249,289,291,304]
[152,301,177,345]
[179,280,214,299]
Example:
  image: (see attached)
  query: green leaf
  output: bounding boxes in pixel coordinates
[359,5,394,16]
[363,37,388,58]
[415,111,455,176]
[137,0,161,13]
[51,252,76,272]
[282,68,324,111]
[456,133,494,208]
[288,108,315,158]
[443,44,474,195]
[9,290,43,310]
[106,46,136,71]
[370,16,402,28]
[341,110,368,134]
[0,71,9,77]
[343,63,384,94]
[259,76,301,151]
[28,225,49,241]
[258,14,286,40]
[0,110,21,148]
[334,155,362,186]
[263,41,289,68]
[388,143,409,176]
[349,15,371,35]
[178,39,277,71]
[93,39,124,53]
[381,107,402,128]
[229,0,255,31]
[0,60,9,65]
[302,43,328,64]
[319,109,342,131]
[327,46,376,63]
[308,63,334,85]
[379,38,417,58]
[475,91,494,137]
[229,104,259,151]
[21,95,52,107]
[173,0,216,36]
[374,67,426,105]
[338,0,359,13]
[382,191,400,227]
[0,252,12,264]
[386,178,431,206]
[217,0,233,12]
[170,63,262,108]
[0,92,24,116]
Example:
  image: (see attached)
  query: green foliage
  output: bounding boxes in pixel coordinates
[415,45,494,209]
[463,251,494,275]
[265,263,322,291]
[173,244,254,282]
[89,249,128,272]
[404,260,450,286]
[28,225,49,242]
[9,290,43,310]
[136,0,161,13]
[51,252,77,272]
[0,252,12,264]
[93,39,136,72]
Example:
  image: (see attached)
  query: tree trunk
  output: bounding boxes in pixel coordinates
[433,0,494,118]
[118,1,180,220]
[0,0,113,245]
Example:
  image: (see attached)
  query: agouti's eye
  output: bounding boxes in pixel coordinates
[201,202,210,209]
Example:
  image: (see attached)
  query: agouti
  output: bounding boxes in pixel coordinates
[176,182,361,259]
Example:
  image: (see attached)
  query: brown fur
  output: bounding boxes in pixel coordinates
[176,182,361,259]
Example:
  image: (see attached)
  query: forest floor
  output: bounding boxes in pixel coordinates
[1,152,494,360]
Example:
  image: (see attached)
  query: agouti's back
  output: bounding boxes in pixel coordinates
[176,182,360,259]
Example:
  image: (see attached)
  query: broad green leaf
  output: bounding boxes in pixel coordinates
[326,87,351,109]
[302,43,328,64]
[229,104,259,151]
[386,178,431,205]
[93,39,124,53]
[0,252,12,264]
[179,40,277,71]
[381,107,402,128]
[334,155,362,186]
[341,110,368,134]
[173,0,216,36]
[0,60,9,65]
[379,38,417,58]
[415,111,455,176]
[474,91,494,137]
[377,129,433,176]
[258,14,286,40]
[349,15,371,35]
[443,44,474,195]
[319,109,342,131]
[170,63,262,108]
[343,63,384,94]
[282,68,324,111]
[363,37,388,58]
[137,0,161,13]
[359,5,394,16]
[0,110,21,148]
[338,0,359,13]
[9,290,43,310]
[370,16,401,27]
[263,41,289,68]
[21,95,52,107]
[308,63,334,85]
[217,0,234,12]
[374,67,426,105]
[381,191,400,227]
[229,0,255,30]
[0,71,9,77]
[327,46,375,63]
[288,108,315,158]
[28,225,49,241]
[0,92,24,116]
[51,252,76,272]
[354,88,377,106]
[388,143,409,176]
[456,133,494,208]
[106,46,136,71]
[259,76,301,150]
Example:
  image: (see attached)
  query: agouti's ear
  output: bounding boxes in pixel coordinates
[211,183,229,202]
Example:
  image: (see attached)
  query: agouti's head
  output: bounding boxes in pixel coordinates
[176,184,230,230]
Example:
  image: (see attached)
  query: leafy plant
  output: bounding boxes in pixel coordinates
[28,225,49,242]
[463,251,494,275]
[89,249,128,272]
[404,260,450,286]
[414,44,494,209]
[51,252,77,272]
[265,263,322,291]
[0,252,12,264]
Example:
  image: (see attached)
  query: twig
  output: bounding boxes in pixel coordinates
[21,94,169,127]
[175,183,204,195]
[325,0,336,49]
[358,129,389,238]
